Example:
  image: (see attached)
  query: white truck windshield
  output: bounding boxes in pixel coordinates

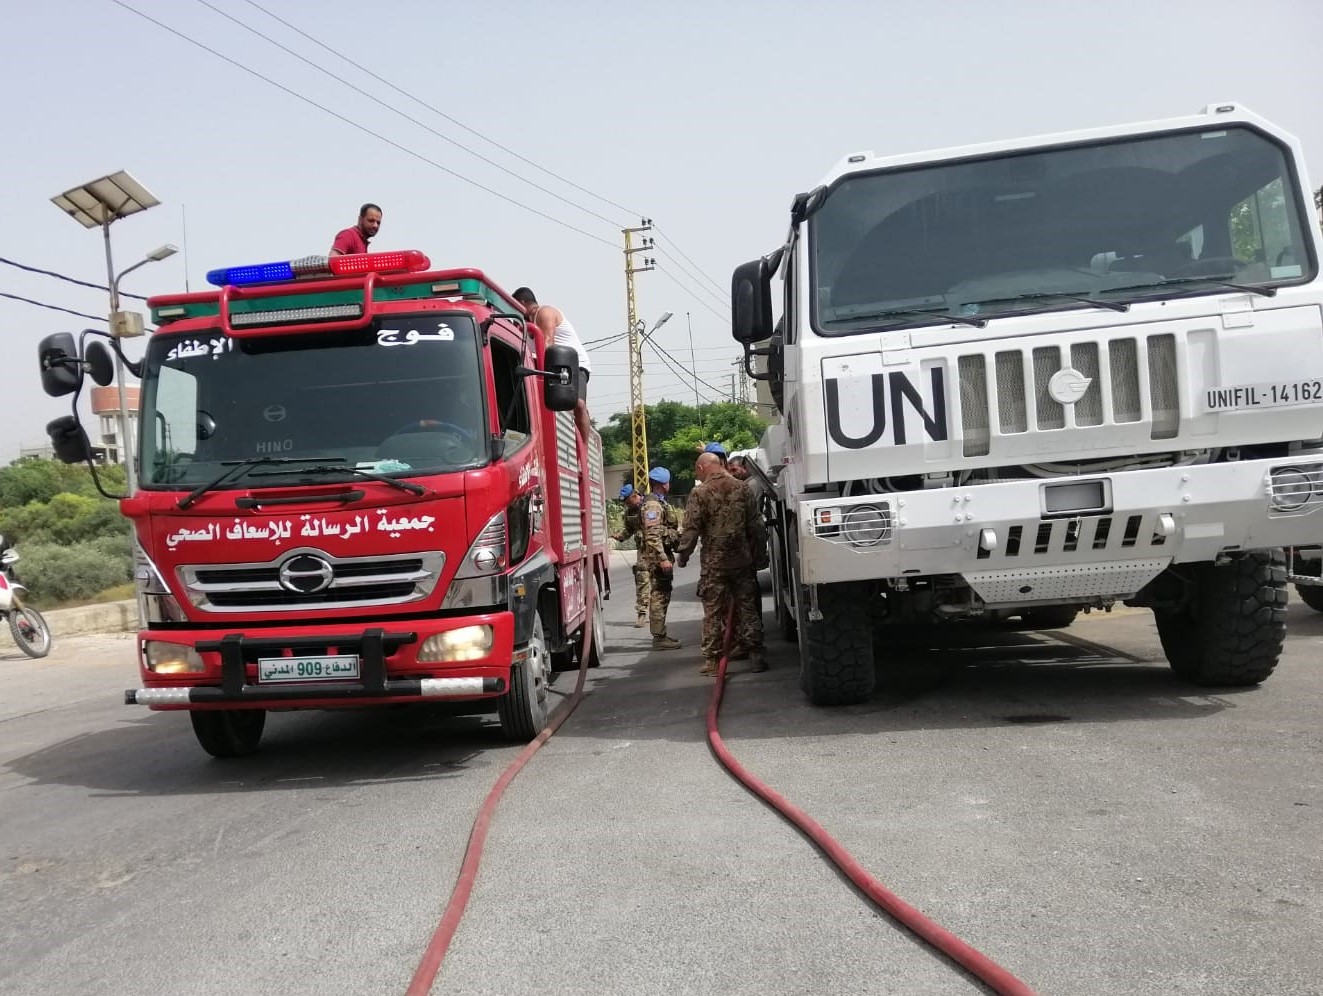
[812,125,1315,334]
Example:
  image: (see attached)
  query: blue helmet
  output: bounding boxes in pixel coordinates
[648,466,671,485]
[618,483,634,500]
[704,442,727,456]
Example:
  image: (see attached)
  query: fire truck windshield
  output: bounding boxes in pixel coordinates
[139,314,489,489]
[811,124,1316,335]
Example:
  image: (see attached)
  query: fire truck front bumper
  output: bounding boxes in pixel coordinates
[796,455,1323,594]
[127,615,516,709]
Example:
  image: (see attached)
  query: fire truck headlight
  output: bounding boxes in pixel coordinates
[135,553,189,622]
[418,625,494,663]
[144,641,205,674]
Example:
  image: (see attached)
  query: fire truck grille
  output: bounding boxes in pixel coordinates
[180,551,445,613]
[959,334,1180,457]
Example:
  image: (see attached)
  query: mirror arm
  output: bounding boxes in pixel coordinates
[515,364,570,385]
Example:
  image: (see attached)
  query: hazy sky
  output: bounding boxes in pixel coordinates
[3,0,1321,461]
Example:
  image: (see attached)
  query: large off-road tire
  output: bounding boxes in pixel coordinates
[190,709,266,758]
[1294,583,1323,613]
[798,580,875,706]
[1154,550,1287,687]
[498,614,551,741]
[1021,605,1079,630]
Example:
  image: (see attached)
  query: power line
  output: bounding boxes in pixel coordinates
[242,0,643,221]
[0,256,148,301]
[110,1,617,250]
[656,266,729,323]
[1,291,108,323]
[646,337,730,401]
[196,0,625,230]
[648,227,725,297]
[228,3,732,309]
[652,245,727,310]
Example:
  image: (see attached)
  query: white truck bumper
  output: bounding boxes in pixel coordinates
[796,455,1323,606]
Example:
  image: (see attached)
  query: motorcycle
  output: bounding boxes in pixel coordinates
[0,535,52,659]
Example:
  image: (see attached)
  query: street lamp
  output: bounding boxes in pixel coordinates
[51,171,165,495]
[641,311,673,340]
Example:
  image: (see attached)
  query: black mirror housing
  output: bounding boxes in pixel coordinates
[542,343,579,412]
[38,333,82,397]
[46,415,94,465]
[731,258,773,344]
[85,341,116,387]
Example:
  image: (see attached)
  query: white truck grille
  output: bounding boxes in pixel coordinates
[959,334,1179,457]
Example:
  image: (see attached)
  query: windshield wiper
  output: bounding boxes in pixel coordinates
[966,291,1130,314]
[248,464,427,496]
[176,457,335,509]
[837,307,987,329]
[1155,275,1276,298]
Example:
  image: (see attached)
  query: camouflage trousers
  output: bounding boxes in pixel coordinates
[632,562,653,618]
[648,564,674,638]
[698,568,764,664]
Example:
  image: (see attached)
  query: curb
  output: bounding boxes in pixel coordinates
[2,599,139,644]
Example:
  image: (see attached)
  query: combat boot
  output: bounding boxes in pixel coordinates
[652,635,682,650]
[635,614,646,628]
[748,652,768,673]
[727,647,749,661]
[698,660,719,676]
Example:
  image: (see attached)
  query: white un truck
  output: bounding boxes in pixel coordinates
[732,103,1323,705]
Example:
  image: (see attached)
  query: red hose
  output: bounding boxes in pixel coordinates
[406,579,596,996]
[706,602,1037,996]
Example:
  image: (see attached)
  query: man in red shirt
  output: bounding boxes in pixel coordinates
[329,203,382,256]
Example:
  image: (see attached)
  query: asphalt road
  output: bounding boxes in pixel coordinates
[2,571,1320,996]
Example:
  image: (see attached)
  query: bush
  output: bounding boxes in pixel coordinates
[12,540,133,605]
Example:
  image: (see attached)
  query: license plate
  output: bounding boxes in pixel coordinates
[257,654,360,683]
[1204,380,1323,411]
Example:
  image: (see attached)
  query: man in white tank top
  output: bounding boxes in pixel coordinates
[513,287,593,441]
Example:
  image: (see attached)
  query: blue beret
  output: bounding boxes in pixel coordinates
[704,442,727,455]
[618,484,634,499]
[648,466,671,485]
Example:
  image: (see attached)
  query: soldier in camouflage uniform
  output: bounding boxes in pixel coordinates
[640,467,682,650]
[676,452,767,676]
[613,483,651,627]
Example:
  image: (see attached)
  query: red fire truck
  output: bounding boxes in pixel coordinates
[37,250,610,757]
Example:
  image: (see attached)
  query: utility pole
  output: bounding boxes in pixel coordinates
[623,220,656,492]
[686,311,700,408]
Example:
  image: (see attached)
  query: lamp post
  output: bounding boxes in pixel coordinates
[51,172,165,495]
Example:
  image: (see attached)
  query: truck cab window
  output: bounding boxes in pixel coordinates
[491,338,531,448]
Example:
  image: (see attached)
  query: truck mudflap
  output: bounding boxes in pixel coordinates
[124,627,506,706]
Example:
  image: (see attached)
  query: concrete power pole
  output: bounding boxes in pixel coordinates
[623,221,656,492]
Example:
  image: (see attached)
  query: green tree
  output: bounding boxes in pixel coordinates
[597,400,768,493]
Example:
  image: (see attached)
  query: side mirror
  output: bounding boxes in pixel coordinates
[732,258,773,344]
[37,333,83,397]
[1,549,18,567]
[542,343,579,412]
[46,415,94,465]
[85,340,116,387]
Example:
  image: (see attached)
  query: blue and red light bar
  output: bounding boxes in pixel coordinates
[205,250,431,288]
